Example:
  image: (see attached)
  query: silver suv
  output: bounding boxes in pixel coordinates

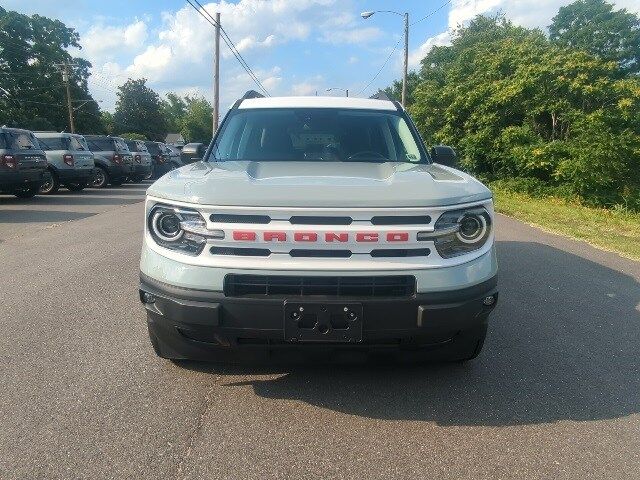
[124,140,153,182]
[139,93,498,363]
[34,132,95,193]
[84,135,134,188]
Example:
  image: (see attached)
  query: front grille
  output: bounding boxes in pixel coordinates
[289,216,353,225]
[224,274,416,298]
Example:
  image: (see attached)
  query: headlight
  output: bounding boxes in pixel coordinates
[148,204,223,256]
[418,206,492,258]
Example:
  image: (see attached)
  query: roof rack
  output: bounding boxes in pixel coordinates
[231,90,265,110]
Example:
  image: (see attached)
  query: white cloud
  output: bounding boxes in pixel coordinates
[291,76,325,96]
[409,0,640,69]
[348,56,359,64]
[82,19,148,59]
[320,27,382,45]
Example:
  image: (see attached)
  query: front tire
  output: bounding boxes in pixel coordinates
[92,166,109,188]
[39,169,59,194]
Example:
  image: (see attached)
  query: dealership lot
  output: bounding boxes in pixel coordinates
[0,187,639,479]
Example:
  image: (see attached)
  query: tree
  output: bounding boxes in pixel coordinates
[161,92,187,133]
[549,0,640,75]
[113,78,167,141]
[120,132,147,140]
[180,95,213,143]
[409,14,640,209]
[383,72,420,107]
[0,7,103,133]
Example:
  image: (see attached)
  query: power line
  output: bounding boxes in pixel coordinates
[190,0,270,96]
[185,0,270,96]
[411,0,453,26]
[357,0,454,96]
[357,39,402,95]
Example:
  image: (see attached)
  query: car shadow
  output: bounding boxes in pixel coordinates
[179,241,640,427]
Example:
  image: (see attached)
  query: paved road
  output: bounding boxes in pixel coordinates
[1,185,638,480]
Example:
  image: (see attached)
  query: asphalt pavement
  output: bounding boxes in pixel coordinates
[1,185,638,479]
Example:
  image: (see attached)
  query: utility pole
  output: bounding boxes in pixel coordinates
[212,12,220,133]
[402,12,409,108]
[61,64,75,133]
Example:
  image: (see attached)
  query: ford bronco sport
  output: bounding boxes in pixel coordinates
[0,127,47,198]
[139,92,498,363]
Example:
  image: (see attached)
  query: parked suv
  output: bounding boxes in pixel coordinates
[144,141,172,179]
[140,93,499,363]
[84,135,134,188]
[180,142,206,164]
[34,132,95,193]
[0,127,47,198]
[125,140,153,182]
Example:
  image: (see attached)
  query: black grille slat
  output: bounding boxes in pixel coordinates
[210,214,271,224]
[289,216,353,225]
[210,247,271,256]
[371,215,431,225]
[370,248,431,258]
[289,249,352,258]
[224,275,415,298]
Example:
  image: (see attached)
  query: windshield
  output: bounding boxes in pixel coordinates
[208,108,425,163]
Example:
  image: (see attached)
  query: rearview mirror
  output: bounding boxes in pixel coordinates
[430,145,458,168]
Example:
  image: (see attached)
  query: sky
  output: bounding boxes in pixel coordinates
[4,0,640,113]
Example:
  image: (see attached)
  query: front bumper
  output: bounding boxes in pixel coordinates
[140,272,498,361]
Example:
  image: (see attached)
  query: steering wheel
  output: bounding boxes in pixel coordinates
[347,151,387,161]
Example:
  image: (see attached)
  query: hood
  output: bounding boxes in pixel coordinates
[147,161,492,207]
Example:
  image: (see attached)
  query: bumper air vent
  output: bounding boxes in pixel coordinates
[224,275,416,298]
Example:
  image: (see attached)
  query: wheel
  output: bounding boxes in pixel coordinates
[130,174,143,183]
[39,169,59,194]
[92,166,109,188]
[66,181,87,192]
[143,171,153,180]
[14,186,39,198]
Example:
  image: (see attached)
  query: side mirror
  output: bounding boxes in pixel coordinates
[430,145,458,168]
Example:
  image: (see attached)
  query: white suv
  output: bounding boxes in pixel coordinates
[139,92,498,363]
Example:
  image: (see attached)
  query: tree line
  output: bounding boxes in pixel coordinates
[0,6,212,143]
[386,0,640,211]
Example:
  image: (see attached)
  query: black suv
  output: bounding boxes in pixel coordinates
[0,127,47,198]
[84,135,134,188]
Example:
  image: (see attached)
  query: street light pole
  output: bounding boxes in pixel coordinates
[212,12,221,133]
[61,64,75,133]
[361,10,409,107]
[402,12,409,107]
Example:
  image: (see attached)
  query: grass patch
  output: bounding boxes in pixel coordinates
[491,185,640,261]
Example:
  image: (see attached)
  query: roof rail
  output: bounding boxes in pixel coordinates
[231,90,265,110]
[369,90,391,101]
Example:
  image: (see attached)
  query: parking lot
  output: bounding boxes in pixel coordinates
[1,185,639,479]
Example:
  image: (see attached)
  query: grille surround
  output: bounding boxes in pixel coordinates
[224,274,416,298]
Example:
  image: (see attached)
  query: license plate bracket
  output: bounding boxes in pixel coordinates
[284,301,363,343]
